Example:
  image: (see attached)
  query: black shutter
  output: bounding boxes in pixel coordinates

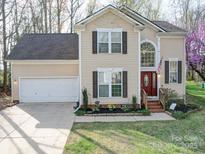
[122,31,127,54]
[123,71,128,98]
[178,61,182,83]
[93,71,98,98]
[165,61,169,84]
[92,31,97,54]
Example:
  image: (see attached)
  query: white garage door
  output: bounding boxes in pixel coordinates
[20,78,79,103]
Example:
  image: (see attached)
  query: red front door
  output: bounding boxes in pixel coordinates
[141,72,157,96]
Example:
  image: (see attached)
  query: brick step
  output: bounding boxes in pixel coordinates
[147,100,164,112]
[147,102,161,106]
[147,105,162,109]
[149,108,165,113]
[147,100,160,103]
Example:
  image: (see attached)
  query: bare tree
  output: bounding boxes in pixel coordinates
[1,0,9,92]
[114,0,162,20]
[56,0,68,33]
[48,0,53,33]
[68,0,82,33]
[57,0,61,32]
[42,0,48,33]
[86,0,97,16]
[172,0,205,30]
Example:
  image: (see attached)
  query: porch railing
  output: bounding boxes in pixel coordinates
[141,89,148,110]
[159,88,168,110]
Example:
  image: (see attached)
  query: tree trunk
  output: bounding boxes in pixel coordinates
[43,0,48,33]
[14,0,19,41]
[2,0,8,92]
[190,64,205,81]
[48,0,52,33]
[57,0,61,33]
[70,0,73,33]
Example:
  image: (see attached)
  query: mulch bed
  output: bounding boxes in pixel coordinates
[174,103,201,113]
[0,93,18,111]
[76,108,150,116]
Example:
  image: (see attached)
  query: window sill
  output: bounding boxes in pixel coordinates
[97,97,123,99]
[167,82,182,85]
[96,53,123,55]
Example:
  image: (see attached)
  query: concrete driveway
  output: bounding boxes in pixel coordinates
[0,102,75,154]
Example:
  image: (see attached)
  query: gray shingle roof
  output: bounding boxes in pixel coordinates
[7,33,79,60]
[152,21,186,32]
[120,5,186,32]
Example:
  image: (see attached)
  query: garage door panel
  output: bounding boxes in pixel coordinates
[20,78,79,103]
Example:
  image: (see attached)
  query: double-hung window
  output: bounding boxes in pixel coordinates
[169,61,178,83]
[98,69,122,97]
[98,29,122,53]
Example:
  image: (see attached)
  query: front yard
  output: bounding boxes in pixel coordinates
[64,81,205,154]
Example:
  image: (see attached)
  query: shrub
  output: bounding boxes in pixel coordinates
[107,104,116,112]
[120,104,130,112]
[167,88,178,100]
[82,88,88,111]
[93,101,100,112]
[132,96,137,110]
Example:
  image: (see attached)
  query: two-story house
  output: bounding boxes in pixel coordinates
[7,5,186,110]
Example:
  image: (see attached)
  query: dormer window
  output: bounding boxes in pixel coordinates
[97,29,122,54]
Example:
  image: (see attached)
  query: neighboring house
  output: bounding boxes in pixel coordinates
[7,5,186,108]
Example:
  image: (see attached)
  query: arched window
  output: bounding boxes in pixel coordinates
[141,42,155,67]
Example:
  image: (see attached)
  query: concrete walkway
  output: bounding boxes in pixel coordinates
[75,113,175,123]
[0,102,74,154]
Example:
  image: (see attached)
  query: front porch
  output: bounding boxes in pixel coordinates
[141,88,167,113]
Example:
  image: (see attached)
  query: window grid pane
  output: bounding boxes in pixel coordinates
[98,32,108,43]
[169,61,178,83]
[111,43,121,53]
[99,43,109,53]
[141,42,155,67]
[141,51,155,67]
[111,32,121,43]
[112,85,122,97]
[112,72,121,84]
[99,85,109,97]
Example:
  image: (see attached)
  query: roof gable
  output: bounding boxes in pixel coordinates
[75,5,143,27]
[120,6,166,32]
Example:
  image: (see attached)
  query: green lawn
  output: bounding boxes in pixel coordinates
[64,81,205,154]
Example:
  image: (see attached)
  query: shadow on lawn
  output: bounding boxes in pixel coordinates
[72,130,117,154]
[70,123,195,154]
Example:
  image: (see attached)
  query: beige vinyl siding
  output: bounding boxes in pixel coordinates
[141,27,158,45]
[160,37,186,96]
[80,11,139,104]
[12,64,79,101]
